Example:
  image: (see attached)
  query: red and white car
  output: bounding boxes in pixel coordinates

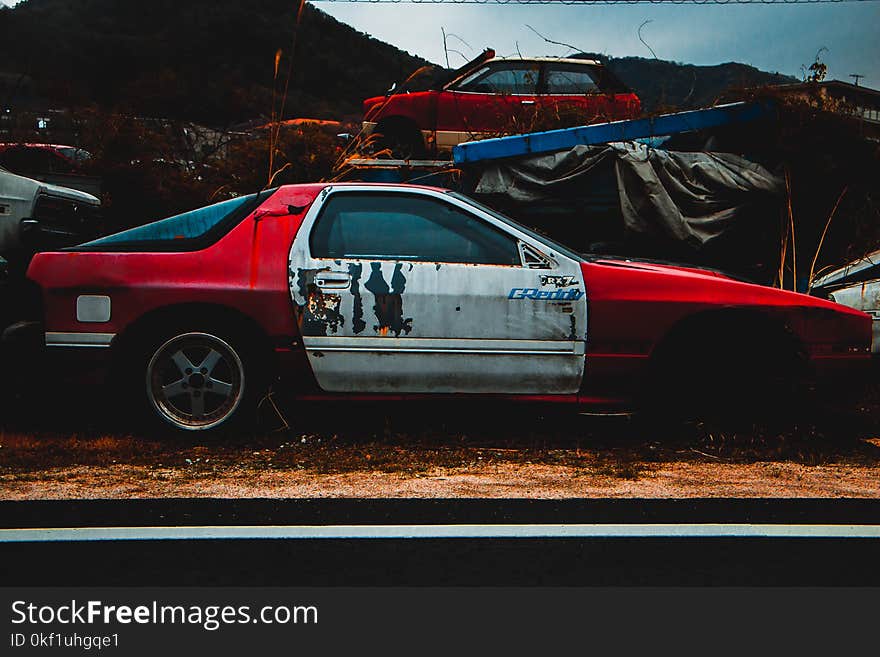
[21,183,871,433]
[362,50,641,157]
[0,143,91,176]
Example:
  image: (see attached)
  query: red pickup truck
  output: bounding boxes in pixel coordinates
[363,49,641,158]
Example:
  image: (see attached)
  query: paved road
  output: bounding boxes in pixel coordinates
[2,498,879,586]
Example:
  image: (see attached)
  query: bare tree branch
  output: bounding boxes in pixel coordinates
[525,24,585,56]
[444,32,473,53]
[638,20,659,60]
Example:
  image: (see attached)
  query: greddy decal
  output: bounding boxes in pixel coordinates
[509,288,584,300]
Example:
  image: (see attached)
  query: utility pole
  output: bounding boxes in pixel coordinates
[850,74,864,86]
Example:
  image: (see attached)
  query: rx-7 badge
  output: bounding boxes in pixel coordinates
[540,275,576,288]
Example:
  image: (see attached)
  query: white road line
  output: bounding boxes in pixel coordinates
[1,523,879,542]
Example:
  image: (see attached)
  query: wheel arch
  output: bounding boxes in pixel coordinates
[648,306,809,374]
[374,114,422,133]
[372,115,426,148]
[111,302,276,375]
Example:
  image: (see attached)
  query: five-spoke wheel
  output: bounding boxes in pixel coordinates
[146,332,245,431]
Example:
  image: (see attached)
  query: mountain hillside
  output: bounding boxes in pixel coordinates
[0,0,797,125]
[0,0,429,124]
[602,56,797,111]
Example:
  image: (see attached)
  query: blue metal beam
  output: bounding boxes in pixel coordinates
[453,101,775,164]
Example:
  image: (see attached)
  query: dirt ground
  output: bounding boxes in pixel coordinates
[2,383,880,499]
[3,461,879,499]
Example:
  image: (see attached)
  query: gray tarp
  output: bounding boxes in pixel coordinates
[473,142,784,250]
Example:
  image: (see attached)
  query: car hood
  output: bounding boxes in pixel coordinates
[587,256,740,282]
[585,255,869,319]
[0,166,99,206]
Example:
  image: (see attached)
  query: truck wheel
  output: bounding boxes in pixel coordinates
[141,329,260,434]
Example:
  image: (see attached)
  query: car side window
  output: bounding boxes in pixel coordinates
[455,63,540,95]
[544,65,601,95]
[310,193,522,266]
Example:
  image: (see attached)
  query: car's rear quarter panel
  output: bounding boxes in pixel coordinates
[28,186,320,344]
[364,92,437,128]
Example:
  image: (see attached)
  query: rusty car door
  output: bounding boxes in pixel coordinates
[288,185,587,394]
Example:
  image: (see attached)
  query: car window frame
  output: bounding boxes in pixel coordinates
[448,61,542,97]
[541,62,603,96]
[307,190,525,267]
[295,186,581,275]
[447,191,585,263]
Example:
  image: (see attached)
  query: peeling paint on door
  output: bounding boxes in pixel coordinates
[348,262,367,334]
[365,262,413,337]
[306,291,344,334]
[292,266,346,336]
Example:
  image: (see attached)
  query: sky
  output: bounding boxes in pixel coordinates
[317,1,880,87]
[1,0,878,86]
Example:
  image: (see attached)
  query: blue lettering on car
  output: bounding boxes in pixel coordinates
[509,288,584,300]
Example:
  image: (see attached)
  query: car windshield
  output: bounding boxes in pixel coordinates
[448,191,584,262]
[454,66,491,89]
[78,193,257,247]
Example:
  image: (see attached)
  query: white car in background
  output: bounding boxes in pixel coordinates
[0,164,100,257]
[812,249,880,355]
[0,165,101,352]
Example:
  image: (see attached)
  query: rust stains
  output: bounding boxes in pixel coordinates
[295,267,345,336]
[307,291,344,334]
[365,262,412,337]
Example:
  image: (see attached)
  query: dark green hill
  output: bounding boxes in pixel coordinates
[0,0,429,124]
[0,0,796,124]
[603,56,797,111]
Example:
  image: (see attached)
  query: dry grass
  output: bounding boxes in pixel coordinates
[1,381,879,496]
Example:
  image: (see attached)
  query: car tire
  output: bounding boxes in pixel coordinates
[641,319,806,426]
[134,326,265,435]
[372,125,426,160]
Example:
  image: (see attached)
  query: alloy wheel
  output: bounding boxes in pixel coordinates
[146,332,245,431]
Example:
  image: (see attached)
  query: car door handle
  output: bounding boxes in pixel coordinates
[314,270,351,290]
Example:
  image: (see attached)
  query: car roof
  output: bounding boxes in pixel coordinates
[812,248,880,288]
[0,142,77,149]
[486,56,602,66]
[279,182,446,196]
